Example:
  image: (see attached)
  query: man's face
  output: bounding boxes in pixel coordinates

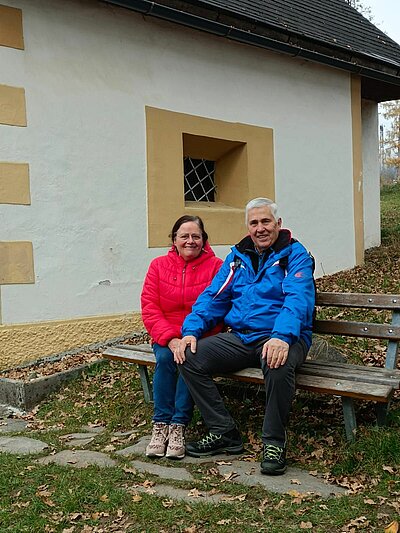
[247,206,282,252]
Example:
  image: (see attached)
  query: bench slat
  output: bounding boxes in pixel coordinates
[301,361,400,388]
[106,346,400,386]
[316,292,400,309]
[214,369,392,402]
[103,347,156,366]
[314,319,400,340]
[296,375,393,402]
[103,347,395,402]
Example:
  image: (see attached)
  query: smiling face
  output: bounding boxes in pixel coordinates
[173,221,204,262]
[247,206,282,252]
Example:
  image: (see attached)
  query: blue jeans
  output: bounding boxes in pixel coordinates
[152,343,194,425]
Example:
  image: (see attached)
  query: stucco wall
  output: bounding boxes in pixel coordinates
[1,0,362,333]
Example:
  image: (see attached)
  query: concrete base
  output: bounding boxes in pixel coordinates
[0,360,105,410]
[0,332,149,411]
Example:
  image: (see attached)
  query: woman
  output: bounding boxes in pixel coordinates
[141,215,222,460]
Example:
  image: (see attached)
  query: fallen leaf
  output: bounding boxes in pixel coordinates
[385,521,399,533]
[188,488,203,498]
[300,522,313,529]
[223,471,239,481]
[69,513,82,521]
[162,499,174,508]
[132,494,142,502]
[123,467,137,474]
[291,479,302,485]
[383,466,395,474]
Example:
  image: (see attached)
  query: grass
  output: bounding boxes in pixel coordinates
[0,184,400,532]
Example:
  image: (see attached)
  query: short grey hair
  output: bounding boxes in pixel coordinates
[245,197,279,224]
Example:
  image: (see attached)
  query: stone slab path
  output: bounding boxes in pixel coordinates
[0,416,346,502]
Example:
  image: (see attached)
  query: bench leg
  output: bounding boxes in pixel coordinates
[375,402,389,427]
[342,397,357,441]
[138,365,153,403]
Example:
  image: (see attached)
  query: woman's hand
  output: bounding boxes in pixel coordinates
[167,338,181,353]
[174,335,197,364]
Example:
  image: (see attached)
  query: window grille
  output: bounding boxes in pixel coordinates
[184,157,216,202]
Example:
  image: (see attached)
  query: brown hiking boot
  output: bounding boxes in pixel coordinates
[146,422,169,458]
[165,424,185,460]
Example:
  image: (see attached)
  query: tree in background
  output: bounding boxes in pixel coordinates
[344,0,372,18]
[345,0,399,182]
[380,101,400,182]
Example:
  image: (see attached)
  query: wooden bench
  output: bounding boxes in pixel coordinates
[103,292,400,441]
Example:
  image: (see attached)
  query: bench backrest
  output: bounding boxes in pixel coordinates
[315,292,400,370]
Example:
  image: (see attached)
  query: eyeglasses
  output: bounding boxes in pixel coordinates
[176,233,202,241]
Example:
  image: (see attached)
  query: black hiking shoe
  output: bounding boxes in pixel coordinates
[260,443,287,475]
[186,429,244,457]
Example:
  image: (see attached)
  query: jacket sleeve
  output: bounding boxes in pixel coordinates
[182,253,235,338]
[271,245,315,345]
[140,260,181,346]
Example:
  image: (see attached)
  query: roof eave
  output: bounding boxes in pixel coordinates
[104,0,400,102]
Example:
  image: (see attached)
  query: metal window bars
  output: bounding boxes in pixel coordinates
[184,157,216,202]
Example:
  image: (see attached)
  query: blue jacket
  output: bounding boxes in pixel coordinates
[182,230,315,348]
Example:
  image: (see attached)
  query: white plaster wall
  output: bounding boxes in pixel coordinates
[0,0,356,324]
[362,100,381,249]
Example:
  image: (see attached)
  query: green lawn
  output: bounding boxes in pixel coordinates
[0,184,399,532]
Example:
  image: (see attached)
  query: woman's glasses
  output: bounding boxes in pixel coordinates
[176,233,202,241]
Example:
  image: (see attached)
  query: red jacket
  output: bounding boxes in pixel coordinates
[141,243,223,346]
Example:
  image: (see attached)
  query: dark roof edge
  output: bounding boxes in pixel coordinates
[105,0,400,91]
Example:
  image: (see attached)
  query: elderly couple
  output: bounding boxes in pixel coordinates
[141,198,315,475]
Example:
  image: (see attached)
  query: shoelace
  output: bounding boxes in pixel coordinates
[151,424,168,444]
[198,432,222,448]
[263,444,284,461]
[169,425,184,446]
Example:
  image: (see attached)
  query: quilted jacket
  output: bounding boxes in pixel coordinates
[141,242,223,346]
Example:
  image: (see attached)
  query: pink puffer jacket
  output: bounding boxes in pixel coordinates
[141,243,223,346]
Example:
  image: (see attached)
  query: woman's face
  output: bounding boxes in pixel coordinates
[173,221,204,261]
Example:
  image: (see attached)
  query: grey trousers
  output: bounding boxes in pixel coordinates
[178,332,308,446]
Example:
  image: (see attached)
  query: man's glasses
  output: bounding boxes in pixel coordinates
[176,233,202,241]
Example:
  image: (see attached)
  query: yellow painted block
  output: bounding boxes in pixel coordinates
[0,84,26,126]
[0,5,24,49]
[0,162,30,204]
[0,313,144,370]
[0,241,34,284]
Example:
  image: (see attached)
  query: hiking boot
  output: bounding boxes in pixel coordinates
[166,424,186,460]
[146,422,169,458]
[260,443,287,475]
[186,428,244,458]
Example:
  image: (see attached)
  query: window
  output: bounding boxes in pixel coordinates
[184,157,216,202]
[146,107,275,246]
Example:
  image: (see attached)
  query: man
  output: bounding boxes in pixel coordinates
[174,197,315,475]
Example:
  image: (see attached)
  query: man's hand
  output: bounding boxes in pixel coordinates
[262,338,289,368]
[174,335,197,364]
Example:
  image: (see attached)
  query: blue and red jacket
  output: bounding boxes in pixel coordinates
[182,230,315,348]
